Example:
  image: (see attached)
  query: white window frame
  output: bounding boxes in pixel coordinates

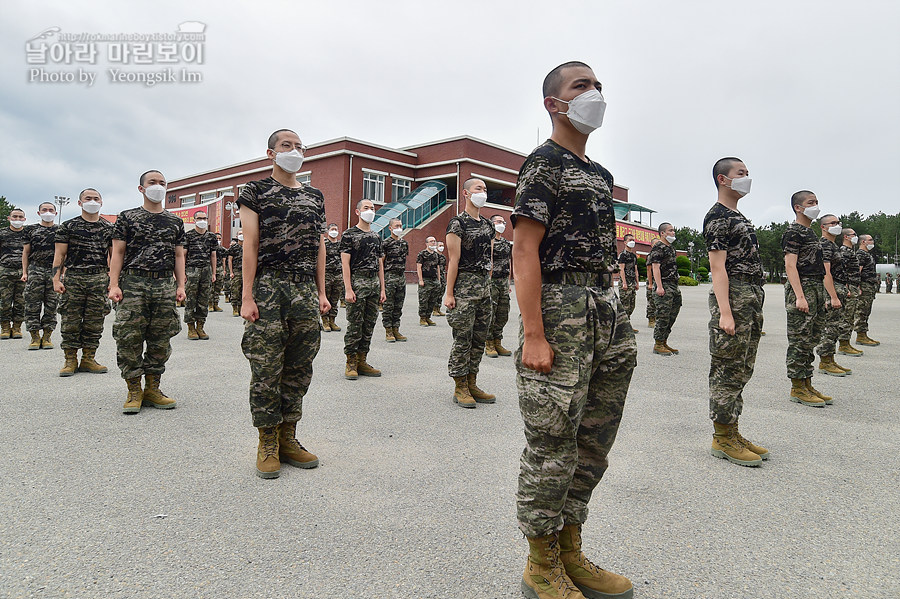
[391,177,412,202]
[180,194,196,207]
[296,172,311,186]
[199,191,218,203]
[363,172,385,205]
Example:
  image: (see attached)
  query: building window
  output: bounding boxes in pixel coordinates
[391,178,411,202]
[180,194,196,207]
[363,172,385,204]
[296,173,311,186]
[200,191,217,204]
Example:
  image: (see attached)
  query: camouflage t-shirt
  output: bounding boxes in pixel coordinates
[55,216,112,271]
[648,242,678,283]
[491,236,512,278]
[781,222,824,279]
[237,177,326,275]
[417,249,441,280]
[227,243,243,270]
[184,229,218,268]
[216,244,228,266]
[446,213,493,272]
[511,139,616,274]
[113,207,186,272]
[0,227,26,269]
[702,202,764,281]
[857,249,878,283]
[840,245,860,285]
[339,226,383,272]
[382,237,409,274]
[820,237,846,284]
[23,223,58,268]
[617,251,638,286]
[324,239,342,274]
[438,252,446,276]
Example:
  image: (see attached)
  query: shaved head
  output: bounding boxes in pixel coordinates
[542,61,591,98]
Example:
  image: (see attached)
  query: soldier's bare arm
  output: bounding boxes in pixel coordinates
[444,233,461,309]
[823,261,841,309]
[21,243,30,282]
[240,208,260,321]
[210,250,217,283]
[416,263,424,286]
[378,256,386,305]
[342,252,355,303]
[174,246,187,302]
[784,253,808,313]
[709,250,734,335]
[52,241,68,294]
[108,240,126,302]
[653,263,664,296]
[513,217,553,373]
[317,237,330,315]
[619,261,627,290]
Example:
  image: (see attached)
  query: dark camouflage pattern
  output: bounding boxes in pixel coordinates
[645,283,656,320]
[343,273,380,355]
[213,244,227,299]
[24,266,58,331]
[446,213,493,272]
[515,283,636,537]
[382,271,406,329]
[886,273,894,293]
[781,222,824,279]
[491,236,512,277]
[23,224,58,268]
[511,139,616,275]
[58,270,109,350]
[184,265,212,323]
[418,280,442,318]
[618,284,636,318]
[854,281,877,333]
[416,249,441,280]
[841,245,860,285]
[339,226,383,272]
[616,250,637,286]
[0,226,26,269]
[113,208,186,272]
[324,238,342,274]
[324,272,343,319]
[435,253,447,312]
[230,265,243,313]
[648,242,678,283]
[488,277,510,340]
[702,203,764,280]
[857,249,878,283]
[112,274,181,379]
[839,285,859,341]
[820,237,845,283]
[784,279,825,379]
[237,177,325,274]
[816,282,847,357]
[227,243,244,270]
[653,282,682,341]
[382,236,409,274]
[240,270,320,428]
[0,266,26,322]
[708,282,764,423]
[446,271,491,377]
[184,229,217,268]
[55,216,112,271]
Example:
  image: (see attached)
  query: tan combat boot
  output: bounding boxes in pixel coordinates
[494,339,512,356]
[420,317,430,327]
[453,376,476,408]
[78,348,108,374]
[856,332,880,346]
[232,305,240,317]
[652,341,673,356]
[356,353,382,377]
[385,328,396,343]
[41,329,54,349]
[834,359,852,374]
[558,524,634,599]
[142,374,176,409]
[818,355,847,377]
[11,321,23,338]
[256,426,281,479]
[789,378,824,407]
[345,354,358,380]
[485,339,498,358]
[733,420,769,460]
[838,339,863,357]
[278,421,319,469]
[648,317,655,328]
[663,341,679,355]
[196,320,209,340]
[329,317,341,332]
[123,377,143,413]
[211,300,223,312]
[805,377,833,405]
[59,349,78,377]
[322,317,332,332]
[710,421,763,466]
[467,372,496,403]
[0,321,10,339]
[392,327,407,342]
[187,322,199,340]
[28,330,42,350]
[522,534,586,599]
[432,308,444,317]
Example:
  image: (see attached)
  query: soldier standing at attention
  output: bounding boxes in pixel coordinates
[239,129,329,479]
[1,208,28,340]
[645,237,659,329]
[108,170,186,414]
[704,157,768,467]
[648,222,681,356]
[513,61,636,599]
[182,210,217,340]
[485,214,513,358]
[416,236,441,327]
[228,232,243,317]
[617,233,638,333]
[815,215,853,377]
[885,272,893,294]
[322,223,344,332]
[52,188,112,376]
[445,178,496,408]
[22,202,60,350]
[381,217,408,343]
[211,232,226,312]
[782,190,831,407]
[340,199,385,380]
[854,234,881,346]
[434,241,447,317]
[837,228,864,357]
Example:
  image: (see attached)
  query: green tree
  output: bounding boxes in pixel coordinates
[0,196,19,222]
[756,221,791,282]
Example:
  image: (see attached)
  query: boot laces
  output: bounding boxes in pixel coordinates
[544,539,580,595]
[262,433,279,458]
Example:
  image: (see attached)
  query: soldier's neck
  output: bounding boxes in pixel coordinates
[81,212,101,223]
[356,222,371,232]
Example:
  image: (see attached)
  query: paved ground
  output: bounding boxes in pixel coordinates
[1,284,897,599]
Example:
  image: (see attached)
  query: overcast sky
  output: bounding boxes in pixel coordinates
[2,0,898,232]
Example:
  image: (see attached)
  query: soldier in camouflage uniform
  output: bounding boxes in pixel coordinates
[704,157,768,467]
[322,223,343,332]
[854,234,881,346]
[340,199,386,379]
[182,211,218,340]
[22,202,59,350]
[814,215,853,377]
[228,232,243,317]
[648,223,682,356]
[0,208,27,340]
[645,237,659,328]
[837,228,864,357]
[211,233,226,312]
[109,170,186,414]
[512,61,635,599]
[617,233,638,332]
[445,178,496,408]
[486,214,513,358]
[434,241,447,317]
[885,272,893,293]
[416,237,441,327]
[782,190,831,407]
[52,188,112,376]
[239,129,329,479]
[381,218,408,343]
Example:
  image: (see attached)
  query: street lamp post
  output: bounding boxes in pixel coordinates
[53,195,70,224]
[688,241,695,279]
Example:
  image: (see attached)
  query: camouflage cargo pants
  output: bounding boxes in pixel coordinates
[446,271,491,377]
[434,280,447,313]
[816,282,848,357]
[381,271,406,329]
[24,265,59,332]
[241,271,320,428]
[785,279,825,379]
[343,272,380,356]
[516,278,637,538]
[213,263,225,299]
[324,272,343,319]
[184,265,212,323]
[653,281,681,341]
[59,271,109,350]
[488,277,511,340]
[618,282,636,318]
[0,265,26,322]
[708,281,764,424]
[854,281,877,333]
[645,283,656,320]
[838,285,859,341]
[230,269,243,312]
[112,274,181,380]
[418,279,441,317]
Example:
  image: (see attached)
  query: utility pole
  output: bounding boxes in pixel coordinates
[53,195,70,224]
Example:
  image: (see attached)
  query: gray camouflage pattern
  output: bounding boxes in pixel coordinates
[488,277,510,340]
[58,270,109,350]
[839,285,859,341]
[816,282,848,357]
[446,271,491,377]
[112,275,182,379]
[854,281,877,333]
[113,208,185,272]
[23,224,58,268]
[785,280,825,379]
[0,227,26,269]
[381,271,406,329]
[343,272,380,355]
[184,265,212,323]
[24,265,58,331]
[0,266,26,322]
[418,280,442,318]
[653,282,682,341]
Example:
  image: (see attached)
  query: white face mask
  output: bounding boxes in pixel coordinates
[850,236,858,245]
[195,220,208,229]
[666,235,676,244]
[144,184,166,204]
[494,223,506,234]
[81,201,102,214]
[359,209,376,224]
[328,229,338,239]
[274,149,304,173]
[237,234,244,241]
[802,206,820,220]
[626,240,636,248]
[392,227,403,237]
[470,192,487,208]
[866,243,874,250]
[827,225,843,236]
[40,212,57,223]
[726,176,752,197]
[552,89,607,134]
[437,246,444,253]
[10,219,25,229]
